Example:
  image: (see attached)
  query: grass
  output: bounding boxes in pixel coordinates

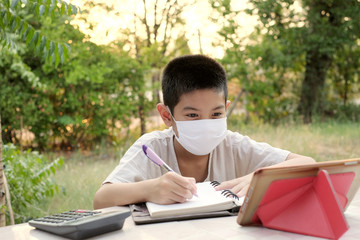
[228,120,360,161]
[41,121,360,215]
[41,152,119,215]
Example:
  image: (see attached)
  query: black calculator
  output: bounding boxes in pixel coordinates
[28,209,131,239]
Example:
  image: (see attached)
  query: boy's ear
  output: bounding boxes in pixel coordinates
[226,100,231,109]
[157,103,173,127]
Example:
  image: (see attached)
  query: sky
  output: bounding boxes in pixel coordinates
[69,0,259,58]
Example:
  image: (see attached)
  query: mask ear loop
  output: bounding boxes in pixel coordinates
[166,106,176,121]
[166,106,180,138]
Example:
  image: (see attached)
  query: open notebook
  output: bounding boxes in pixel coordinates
[130,181,243,224]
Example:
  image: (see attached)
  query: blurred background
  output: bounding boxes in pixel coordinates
[1,0,359,225]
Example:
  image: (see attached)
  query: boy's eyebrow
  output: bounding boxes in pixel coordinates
[212,105,226,110]
[182,106,199,111]
[182,105,225,111]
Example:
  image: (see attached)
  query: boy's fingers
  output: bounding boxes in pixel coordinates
[214,179,237,190]
[166,173,197,199]
[170,182,195,200]
[237,185,249,197]
[172,174,197,191]
[173,189,194,201]
[186,177,198,196]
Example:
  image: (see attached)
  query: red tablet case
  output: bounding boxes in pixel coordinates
[251,170,355,240]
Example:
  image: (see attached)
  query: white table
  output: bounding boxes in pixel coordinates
[2,190,360,240]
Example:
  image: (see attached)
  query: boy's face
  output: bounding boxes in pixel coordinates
[172,89,227,121]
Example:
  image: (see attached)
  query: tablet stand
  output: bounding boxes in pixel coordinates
[252,170,354,240]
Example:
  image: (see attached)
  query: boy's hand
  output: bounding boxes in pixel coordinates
[147,172,197,204]
[214,173,253,197]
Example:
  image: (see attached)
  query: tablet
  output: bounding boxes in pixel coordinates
[237,158,360,226]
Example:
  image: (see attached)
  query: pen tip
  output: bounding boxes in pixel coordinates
[142,144,147,153]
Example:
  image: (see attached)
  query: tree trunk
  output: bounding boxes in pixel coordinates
[226,90,244,118]
[0,114,5,226]
[298,50,332,123]
[138,93,146,135]
[152,69,161,104]
[343,70,349,106]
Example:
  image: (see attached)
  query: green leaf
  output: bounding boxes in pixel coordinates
[30,2,38,13]
[39,35,46,51]
[4,10,11,27]
[48,40,55,56]
[31,31,40,47]
[26,28,35,45]
[41,37,50,59]
[69,4,78,15]
[20,21,28,36]
[35,3,40,17]
[0,12,5,28]
[42,44,48,59]
[60,2,67,16]
[3,0,9,8]
[57,42,63,55]
[50,51,55,64]
[6,34,11,47]
[22,26,30,41]
[17,20,24,34]
[51,6,56,18]
[39,5,45,16]
[10,15,18,31]
[10,0,19,10]
[13,16,21,32]
[54,43,60,66]
[58,43,65,63]
[63,42,69,60]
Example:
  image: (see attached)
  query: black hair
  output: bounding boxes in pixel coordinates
[161,54,228,113]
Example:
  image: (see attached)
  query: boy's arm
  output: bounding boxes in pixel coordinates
[93,172,197,209]
[215,153,315,197]
[269,153,315,168]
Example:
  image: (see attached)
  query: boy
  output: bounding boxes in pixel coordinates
[93,54,315,209]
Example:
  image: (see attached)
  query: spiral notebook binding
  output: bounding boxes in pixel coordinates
[210,181,221,187]
[210,181,239,201]
[221,190,239,200]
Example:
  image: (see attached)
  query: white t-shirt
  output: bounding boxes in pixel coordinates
[104,128,290,184]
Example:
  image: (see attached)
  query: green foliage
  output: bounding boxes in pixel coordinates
[0,11,149,150]
[212,0,301,123]
[0,46,55,149]
[0,0,191,149]
[243,36,302,123]
[0,0,80,66]
[2,143,63,223]
[327,43,360,106]
[321,102,360,122]
[46,41,146,149]
[248,0,360,122]
[212,0,360,124]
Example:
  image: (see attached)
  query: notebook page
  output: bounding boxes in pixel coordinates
[146,181,242,217]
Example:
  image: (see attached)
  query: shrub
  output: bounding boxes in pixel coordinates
[2,144,63,224]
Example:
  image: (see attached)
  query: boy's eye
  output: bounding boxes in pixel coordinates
[212,112,223,117]
[186,113,198,118]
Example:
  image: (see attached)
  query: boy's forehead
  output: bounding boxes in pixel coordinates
[175,89,226,110]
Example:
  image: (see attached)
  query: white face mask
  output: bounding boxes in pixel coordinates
[169,110,227,156]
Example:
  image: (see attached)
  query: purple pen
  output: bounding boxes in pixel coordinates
[142,144,174,172]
